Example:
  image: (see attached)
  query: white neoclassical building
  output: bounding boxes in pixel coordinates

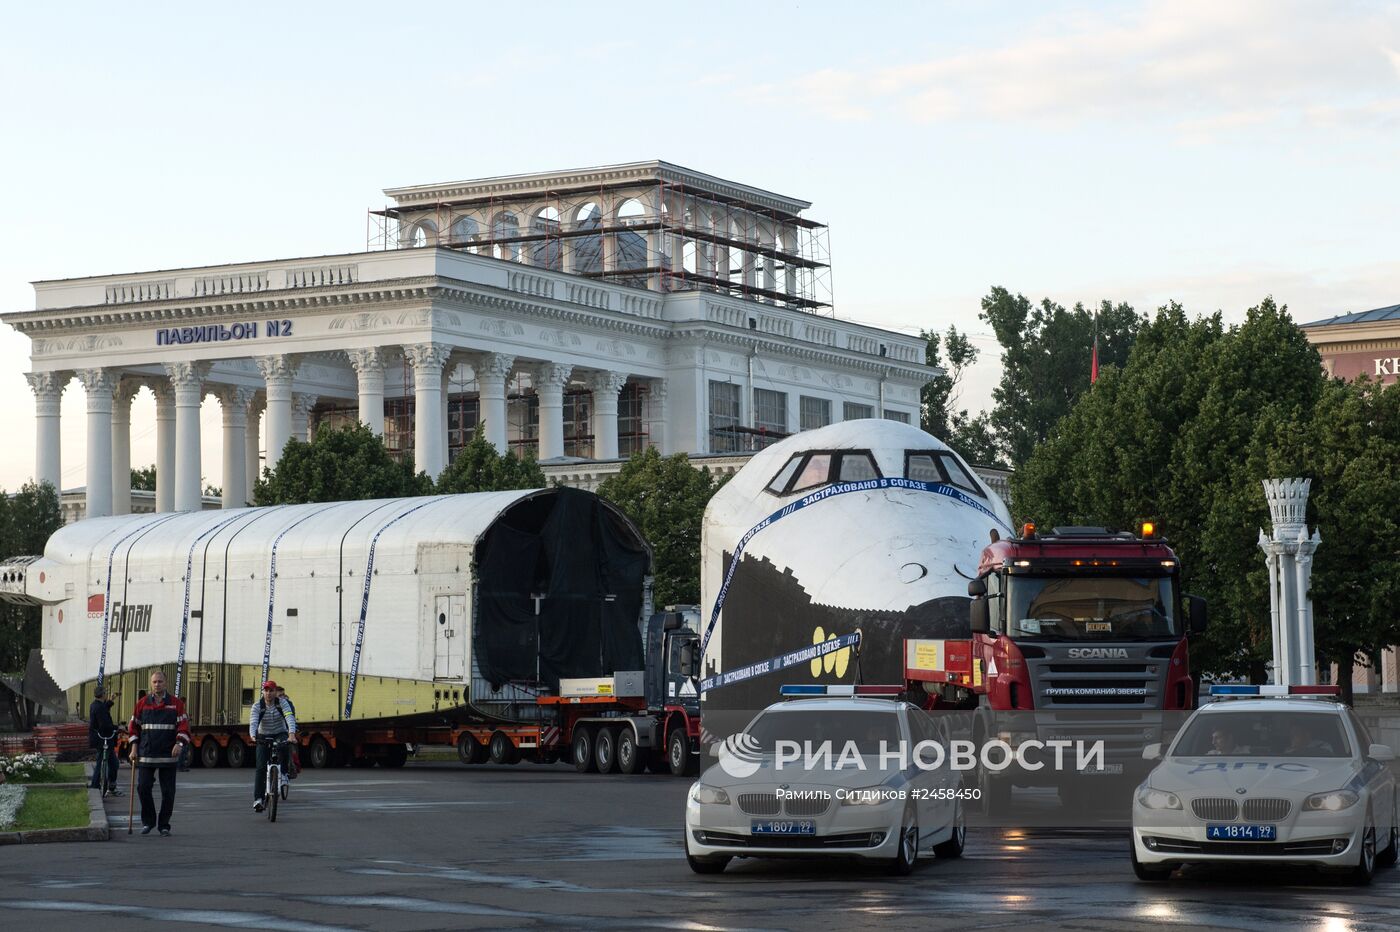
[4,161,937,518]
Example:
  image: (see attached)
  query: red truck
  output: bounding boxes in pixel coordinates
[903,523,1207,808]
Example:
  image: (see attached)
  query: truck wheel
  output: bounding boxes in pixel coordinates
[383,744,409,768]
[978,766,1010,815]
[489,731,520,766]
[595,728,619,773]
[199,739,224,769]
[308,736,333,769]
[668,728,696,777]
[225,738,248,769]
[457,733,487,765]
[572,728,597,773]
[616,728,642,775]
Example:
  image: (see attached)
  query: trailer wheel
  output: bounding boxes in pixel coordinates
[572,728,597,773]
[668,728,696,777]
[225,738,248,769]
[457,733,487,765]
[382,744,409,768]
[595,728,619,773]
[489,731,520,766]
[199,738,224,769]
[616,727,642,775]
[307,736,333,769]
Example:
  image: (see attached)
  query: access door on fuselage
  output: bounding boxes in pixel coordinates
[433,593,466,681]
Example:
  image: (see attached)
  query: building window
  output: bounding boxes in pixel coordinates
[447,395,480,460]
[708,381,742,453]
[843,402,873,421]
[618,382,646,456]
[884,410,911,424]
[563,390,592,458]
[753,389,788,449]
[383,397,413,463]
[448,216,478,247]
[799,396,831,431]
[508,392,538,457]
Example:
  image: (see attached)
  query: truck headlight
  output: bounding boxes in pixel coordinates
[690,784,730,806]
[1304,790,1359,812]
[1136,787,1182,810]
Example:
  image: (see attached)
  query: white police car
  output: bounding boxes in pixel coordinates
[1132,685,1398,883]
[684,685,971,875]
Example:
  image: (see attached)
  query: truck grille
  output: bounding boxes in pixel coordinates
[1243,798,1291,821]
[738,794,780,816]
[784,796,831,817]
[1036,663,1155,706]
[1191,797,1239,821]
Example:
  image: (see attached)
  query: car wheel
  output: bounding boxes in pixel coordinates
[1130,838,1173,882]
[887,807,919,876]
[1377,792,1399,869]
[573,728,597,774]
[685,831,730,874]
[1351,813,1377,885]
[933,799,966,859]
[616,727,642,775]
[595,728,618,774]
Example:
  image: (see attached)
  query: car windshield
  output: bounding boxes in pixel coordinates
[743,709,902,755]
[1171,711,1351,758]
[1008,575,1177,640]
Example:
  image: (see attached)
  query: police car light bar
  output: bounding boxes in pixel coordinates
[1209,685,1341,697]
[779,684,904,697]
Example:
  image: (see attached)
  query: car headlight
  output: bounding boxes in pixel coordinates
[1304,790,1359,812]
[1136,787,1182,810]
[841,787,893,806]
[690,784,730,806]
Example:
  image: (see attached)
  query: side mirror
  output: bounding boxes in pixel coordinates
[970,598,991,635]
[662,613,683,631]
[967,578,987,598]
[679,643,700,678]
[1142,743,1162,761]
[1370,744,1396,762]
[1186,595,1207,636]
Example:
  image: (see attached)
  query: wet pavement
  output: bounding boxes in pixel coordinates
[2,761,1398,931]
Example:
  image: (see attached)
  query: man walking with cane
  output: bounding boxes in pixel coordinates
[128,670,190,836]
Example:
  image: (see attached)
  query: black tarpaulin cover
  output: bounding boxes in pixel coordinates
[475,489,648,690]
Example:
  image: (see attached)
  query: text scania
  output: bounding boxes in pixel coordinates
[1066,647,1130,659]
[771,738,1106,772]
[155,319,295,346]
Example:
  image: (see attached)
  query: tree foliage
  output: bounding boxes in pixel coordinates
[434,432,545,494]
[131,465,156,491]
[0,482,63,729]
[596,448,726,607]
[921,325,1001,465]
[254,422,430,505]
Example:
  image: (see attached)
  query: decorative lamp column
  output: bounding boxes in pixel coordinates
[475,353,515,453]
[589,371,627,460]
[153,381,176,513]
[346,347,388,436]
[111,379,140,515]
[26,372,66,492]
[256,355,299,471]
[1259,478,1322,686]
[165,361,211,513]
[532,363,573,461]
[219,387,255,509]
[77,368,117,518]
[245,393,264,502]
[404,342,452,479]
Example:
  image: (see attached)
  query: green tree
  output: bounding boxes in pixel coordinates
[982,288,1143,467]
[131,465,156,491]
[435,432,545,494]
[920,325,1002,465]
[596,448,726,606]
[254,422,430,505]
[0,481,63,729]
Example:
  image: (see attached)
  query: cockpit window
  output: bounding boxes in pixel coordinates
[837,452,879,482]
[904,451,986,497]
[765,455,803,495]
[764,450,883,496]
[790,454,833,493]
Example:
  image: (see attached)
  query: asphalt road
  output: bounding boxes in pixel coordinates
[2,761,1399,931]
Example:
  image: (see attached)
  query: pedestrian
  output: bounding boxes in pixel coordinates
[128,670,190,836]
[87,686,121,796]
[251,680,297,812]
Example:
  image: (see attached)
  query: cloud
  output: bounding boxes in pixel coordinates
[768,0,1400,139]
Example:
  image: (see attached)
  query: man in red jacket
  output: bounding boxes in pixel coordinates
[128,670,190,836]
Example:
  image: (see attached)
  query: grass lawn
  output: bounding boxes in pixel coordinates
[11,787,89,832]
[12,762,87,784]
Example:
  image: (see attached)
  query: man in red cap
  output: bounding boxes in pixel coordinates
[250,679,297,812]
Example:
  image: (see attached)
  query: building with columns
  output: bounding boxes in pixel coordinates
[4,162,937,519]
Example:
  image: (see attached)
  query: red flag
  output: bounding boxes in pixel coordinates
[1091,341,1099,384]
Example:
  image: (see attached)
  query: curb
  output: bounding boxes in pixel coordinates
[0,785,109,844]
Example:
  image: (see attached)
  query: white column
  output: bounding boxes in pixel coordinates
[219,387,255,509]
[589,372,627,460]
[1260,533,1282,682]
[475,353,514,453]
[256,355,299,471]
[532,363,573,461]
[111,379,139,515]
[291,393,317,442]
[165,362,210,513]
[153,382,176,513]
[1296,529,1320,686]
[404,342,451,478]
[245,394,264,502]
[25,372,66,492]
[441,362,453,460]
[649,379,670,455]
[77,368,117,518]
[346,348,388,436]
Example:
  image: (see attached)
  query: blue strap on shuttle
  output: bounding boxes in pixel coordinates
[343,497,450,720]
[698,477,1010,666]
[174,510,262,697]
[96,514,181,690]
[699,631,861,693]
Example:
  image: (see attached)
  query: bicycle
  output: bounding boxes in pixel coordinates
[259,737,290,823]
[95,731,117,798]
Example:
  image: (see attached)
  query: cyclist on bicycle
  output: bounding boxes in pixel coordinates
[250,679,297,813]
[87,686,121,796]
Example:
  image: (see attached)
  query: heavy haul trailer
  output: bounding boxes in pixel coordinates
[0,487,681,771]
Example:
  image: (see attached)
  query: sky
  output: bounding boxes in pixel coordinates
[0,1,1396,491]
